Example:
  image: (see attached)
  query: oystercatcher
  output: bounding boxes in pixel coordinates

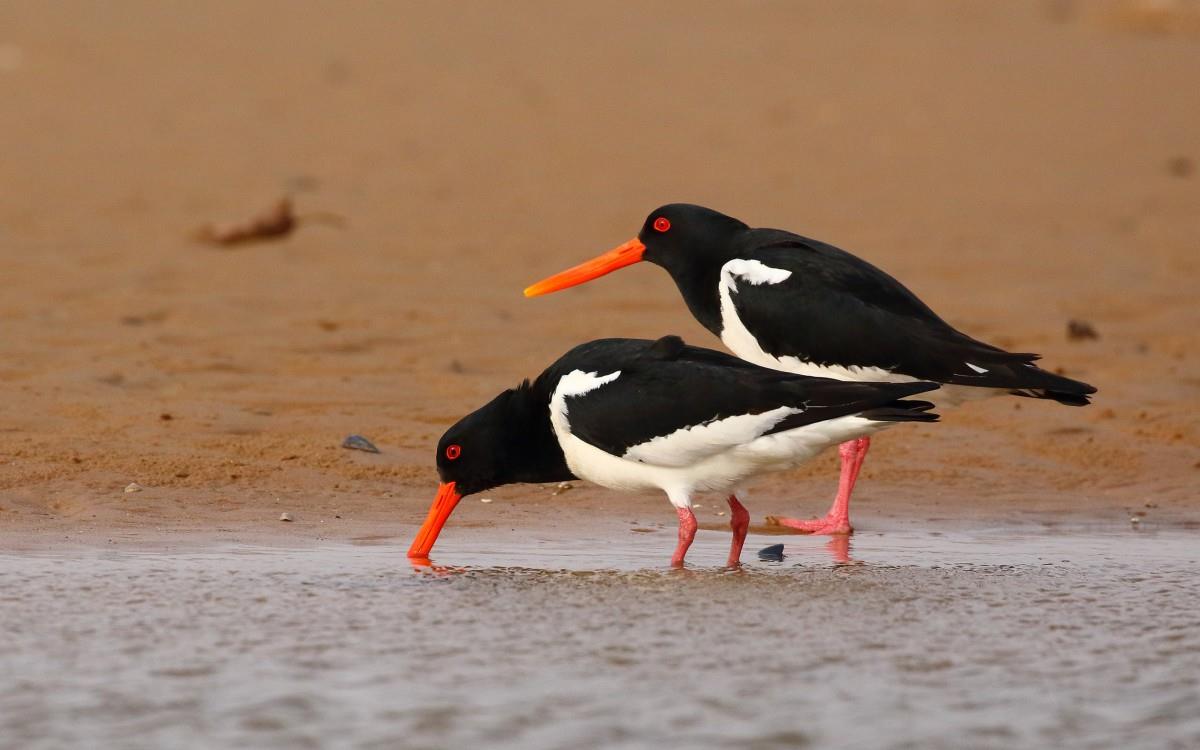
[408,336,939,567]
[524,204,1097,534]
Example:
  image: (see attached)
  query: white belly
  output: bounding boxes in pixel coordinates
[553,407,892,508]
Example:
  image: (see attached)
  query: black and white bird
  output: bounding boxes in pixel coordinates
[525,204,1097,534]
[408,336,939,567]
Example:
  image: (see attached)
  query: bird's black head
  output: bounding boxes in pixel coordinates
[409,380,573,559]
[636,204,748,276]
[433,389,517,497]
[523,203,748,300]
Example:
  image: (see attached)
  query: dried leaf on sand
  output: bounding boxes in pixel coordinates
[195,198,345,247]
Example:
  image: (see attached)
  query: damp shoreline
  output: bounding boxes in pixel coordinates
[3,522,1199,749]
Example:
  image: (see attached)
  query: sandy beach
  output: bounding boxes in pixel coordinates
[2,0,1198,545]
[2,2,1199,746]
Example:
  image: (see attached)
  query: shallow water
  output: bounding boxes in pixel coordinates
[2,525,1199,750]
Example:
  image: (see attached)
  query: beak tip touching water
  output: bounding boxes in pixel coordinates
[407,481,462,559]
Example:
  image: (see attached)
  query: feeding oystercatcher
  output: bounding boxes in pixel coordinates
[408,335,939,567]
[524,204,1097,534]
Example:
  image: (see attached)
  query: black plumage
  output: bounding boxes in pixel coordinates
[552,336,939,459]
[435,336,939,494]
[633,205,1097,405]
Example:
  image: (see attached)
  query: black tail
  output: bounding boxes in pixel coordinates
[861,399,940,423]
[1006,367,1097,407]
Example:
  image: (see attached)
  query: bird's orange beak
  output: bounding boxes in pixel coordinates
[523,238,646,297]
[407,481,463,558]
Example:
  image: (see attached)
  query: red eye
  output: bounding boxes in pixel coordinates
[445,444,462,460]
[653,217,671,233]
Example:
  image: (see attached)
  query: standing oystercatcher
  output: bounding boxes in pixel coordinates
[524,204,1096,534]
[408,336,939,566]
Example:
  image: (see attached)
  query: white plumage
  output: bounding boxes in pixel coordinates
[548,370,899,509]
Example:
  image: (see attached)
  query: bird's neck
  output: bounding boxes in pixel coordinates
[664,264,724,336]
[504,379,576,485]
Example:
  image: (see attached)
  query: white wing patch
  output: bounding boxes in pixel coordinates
[965,363,989,374]
[550,370,621,437]
[557,369,621,398]
[717,264,917,385]
[719,259,793,294]
[622,406,802,468]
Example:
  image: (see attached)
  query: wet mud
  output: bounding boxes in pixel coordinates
[3,524,1198,749]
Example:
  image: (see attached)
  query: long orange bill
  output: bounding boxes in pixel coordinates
[407,481,463,558]
[523,238,646,297]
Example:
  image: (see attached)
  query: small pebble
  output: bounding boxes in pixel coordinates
[758,544,786,561]
[716,511,726,516]
[279,512,293,522]
[1167,156,1193,179]
[480,498,493,504]
[341,434,380,453]
[1066,319,1099,341]
[123,482,142,493]
[1129,516,1141,525]
[551,482,573,496]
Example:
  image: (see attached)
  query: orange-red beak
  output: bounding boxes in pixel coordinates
[523,238,646,297]
[407,481,463,558]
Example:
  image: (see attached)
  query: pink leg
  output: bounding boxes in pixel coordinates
[726,495,750,567]
[851,435,868,476]
[766,437,869,535]
[671,506,698,567]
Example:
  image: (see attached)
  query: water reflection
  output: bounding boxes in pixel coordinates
[3,526,1198,750]
[402,523,1199,574]
[414,532,858,573]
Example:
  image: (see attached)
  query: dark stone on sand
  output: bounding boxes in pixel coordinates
[758,544,785,561]
[1067,319,1099,341]
[1166,156,1193,178]
[341,434,380,453]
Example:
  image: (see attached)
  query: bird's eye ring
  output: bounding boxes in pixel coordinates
[445,444,462,460]
[653,217,671,233]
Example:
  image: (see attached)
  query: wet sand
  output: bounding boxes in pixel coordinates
[2,2,1200,747]
[4,523,1199,749]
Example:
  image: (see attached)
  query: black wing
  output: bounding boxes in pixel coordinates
[545,336,938,465]
[728,231,1096,404]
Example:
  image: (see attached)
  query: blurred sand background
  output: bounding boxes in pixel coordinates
[1,0,1198,547]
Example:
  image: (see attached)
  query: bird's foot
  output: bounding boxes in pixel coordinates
[765,514,853,536]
